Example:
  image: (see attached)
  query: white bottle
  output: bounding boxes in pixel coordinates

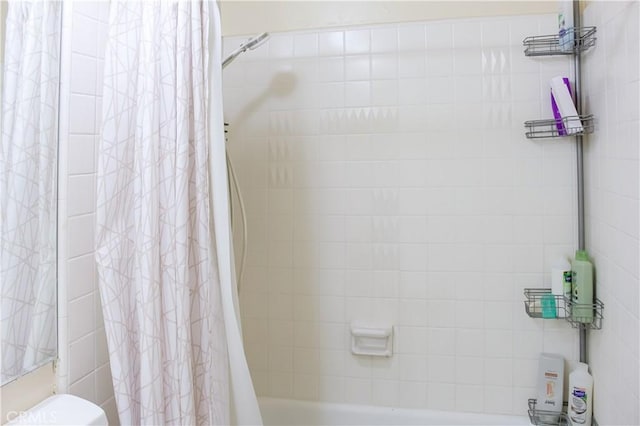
[568,362,593,426]
[551,257,571,317]
[558,1,575,52]
[536,353,564,424]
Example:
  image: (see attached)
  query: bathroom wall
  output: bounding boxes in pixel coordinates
[56,2,117,424]
[0,365,55,424]
[220,1,556,36]
[583,1,640,425]
[223,13,582,415]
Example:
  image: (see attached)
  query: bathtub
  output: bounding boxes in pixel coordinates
[258,398,531,426]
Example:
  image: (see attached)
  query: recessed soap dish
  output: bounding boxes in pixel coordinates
[350,322,393,357]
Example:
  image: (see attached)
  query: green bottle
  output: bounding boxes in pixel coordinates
[571,250,594,323]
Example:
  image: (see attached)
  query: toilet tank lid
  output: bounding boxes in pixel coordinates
[6,394,108,425]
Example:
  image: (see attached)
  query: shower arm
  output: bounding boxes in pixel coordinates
[222,32,269,69]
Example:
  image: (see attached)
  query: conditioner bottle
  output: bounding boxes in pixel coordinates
[571,250,594,323]
[569,362,593,426]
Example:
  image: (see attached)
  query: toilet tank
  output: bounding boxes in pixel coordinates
[6,394,108,425]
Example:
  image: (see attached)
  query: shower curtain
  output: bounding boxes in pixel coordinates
[96,1,261,424]
[1,0,60,383]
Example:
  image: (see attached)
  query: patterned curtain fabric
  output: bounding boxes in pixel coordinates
[96,2,230,424]
[0,1,60,384]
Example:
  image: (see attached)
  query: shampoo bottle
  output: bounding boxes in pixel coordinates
[559,1,575,52]
[571,250,594,323]
[552,257,571,317]
[536,353,564,424]
[569,362,593,426]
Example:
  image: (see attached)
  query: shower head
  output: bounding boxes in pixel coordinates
[222,32,270,69]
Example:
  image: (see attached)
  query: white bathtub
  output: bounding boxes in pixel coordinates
[258,398,531,426]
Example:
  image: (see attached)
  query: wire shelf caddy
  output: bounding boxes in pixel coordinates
[528,399,570,426]
[523,27,597,56]
[524,114,594,139]
[523,288,604,330]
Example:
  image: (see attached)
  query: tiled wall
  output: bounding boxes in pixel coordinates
[223,14,583,415]
[57,2,116,424]
[583,1,640,425]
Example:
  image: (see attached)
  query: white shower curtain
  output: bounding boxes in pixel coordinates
[96,1,261,424]
[1,0,60,383]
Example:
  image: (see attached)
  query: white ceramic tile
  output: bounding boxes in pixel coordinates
[455,384,484,412]
[426,22,453,50]
[318,31,344,56]
[371,27,398,53]
[484,385,514,414]
[454,75,483,103]
[398,79,427,106]
[398,53,426,78]
[398,381,427,408]
[398,243,428,271]
[397,354,428,382]
[482,21,510,47]
[95,327,109,367]
[318,57,345,82]
[344,81,371,107]
[95,363,114,405]
[398,24,425,52]
[68,135,96,175]
[371,80,398,106]
[455,356,484,384]
[291,66,320,95]
[293,373,319,399]
[427,382,455,410]
[96,1,110,23]
[67,254,96,300]
[317,376,345,402]
[69,94,96,134]
[73,2,100,20]
[484,301,514,329]
[345,29,370,55]
[294,33,319,57]
[70,54,97,95]
[71,14,98,57]
[427,355,455,383]
[455,329,484,358]
[345,56,370,81]
[95,21,108,60]
[396,327,428,354]
[67,214,95,258]
[268,292,292,320]
[67,175,95,216]
[484,358,513,386]
[268,240,293,268]
[372,379,399,406]
[69,293,95,342]
[69,333,96,383]
[398,299,428,326]
[344,377,372,404]
[427,328,456,356]
[453,21,482,49]
[398,271,427,299]
[269,35,294,58]
[269,372,293,398]
[69,371,96,403]
[512,358,537,388]
[454,50,483,75]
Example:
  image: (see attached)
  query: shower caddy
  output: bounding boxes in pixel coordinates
[519,5,604,426]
